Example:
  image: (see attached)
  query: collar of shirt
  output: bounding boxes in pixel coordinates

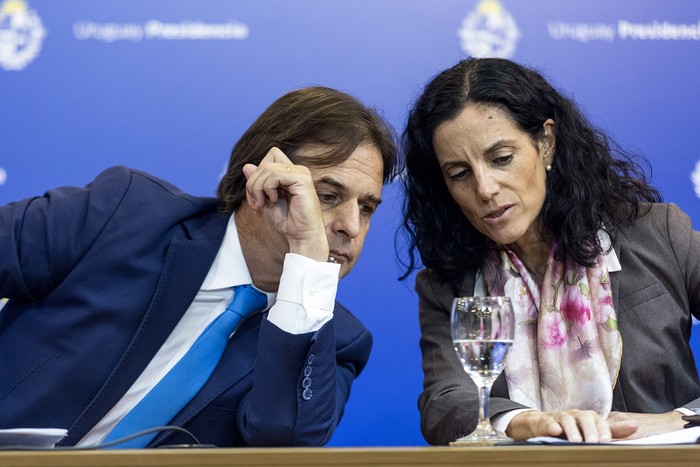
[598,229,622,272]
[199,214,276,308]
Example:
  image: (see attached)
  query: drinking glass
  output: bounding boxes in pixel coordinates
[450,296,515,445]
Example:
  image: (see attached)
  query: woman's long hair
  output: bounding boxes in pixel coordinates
[399,58,660,289]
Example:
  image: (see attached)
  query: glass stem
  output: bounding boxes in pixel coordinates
[477,383,492,432]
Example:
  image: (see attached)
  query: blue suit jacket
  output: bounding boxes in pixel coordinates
[0,166,372,447]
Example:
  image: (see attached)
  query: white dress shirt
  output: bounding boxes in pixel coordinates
[78,214,340,446]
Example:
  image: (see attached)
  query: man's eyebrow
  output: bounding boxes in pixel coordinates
[366,194,383,206]
[316,176,382,205]
[317,176,345,190]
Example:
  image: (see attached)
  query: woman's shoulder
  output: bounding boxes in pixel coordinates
[618,202,693,248]
[629,202,691,230]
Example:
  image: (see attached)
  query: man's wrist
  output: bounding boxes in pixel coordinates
[269,253,339,333]
[287,237,329,263]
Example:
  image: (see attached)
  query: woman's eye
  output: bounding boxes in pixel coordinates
[449,168,470,181]
[493,154,513,165]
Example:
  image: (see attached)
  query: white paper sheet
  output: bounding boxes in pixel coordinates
[0,428,68,448]
[529,425,700,445]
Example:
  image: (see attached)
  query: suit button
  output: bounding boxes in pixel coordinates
[303,389,313,400]
[302,377,312,388]
[304,366,312,377]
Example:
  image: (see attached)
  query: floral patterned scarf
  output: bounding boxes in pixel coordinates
[483,245,622,415]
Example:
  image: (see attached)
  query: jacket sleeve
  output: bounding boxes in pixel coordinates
[667,204,700,323]
[665,204,700,410]
[0,167,132,302]
[416,269,526,445]
[236,305,372,446]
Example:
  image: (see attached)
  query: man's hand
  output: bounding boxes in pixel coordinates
[506,409,638,443]
[242,147,329,262]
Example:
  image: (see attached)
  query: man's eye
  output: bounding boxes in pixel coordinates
[360,204,376,216]
[318,193,338,204]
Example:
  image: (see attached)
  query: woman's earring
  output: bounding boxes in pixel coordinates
[545,164,552,172]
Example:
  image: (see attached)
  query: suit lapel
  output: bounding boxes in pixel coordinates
[609,237,627,410]
[610,240,621,313]
[150,313,264,446]
[64,213,228,445]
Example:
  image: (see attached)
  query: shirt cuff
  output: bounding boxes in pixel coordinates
[491,408,537,435]
[266,253,339,334]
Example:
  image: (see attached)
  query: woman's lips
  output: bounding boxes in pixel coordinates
[482,205,512,224]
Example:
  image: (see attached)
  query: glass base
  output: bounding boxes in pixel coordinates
[449,424,512,446]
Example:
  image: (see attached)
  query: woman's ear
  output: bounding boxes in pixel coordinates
[539,118,556,166]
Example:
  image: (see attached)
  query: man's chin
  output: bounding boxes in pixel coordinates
[338,264,351,280]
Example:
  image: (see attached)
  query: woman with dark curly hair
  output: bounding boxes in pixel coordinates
[401,57,700,445]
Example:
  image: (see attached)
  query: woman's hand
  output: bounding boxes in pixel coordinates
[506,409,638,443]
[607,411,686,440]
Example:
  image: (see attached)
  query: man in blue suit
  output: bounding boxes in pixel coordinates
[0,86,397,448]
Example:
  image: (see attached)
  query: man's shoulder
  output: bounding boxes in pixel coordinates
[92,166,218,211]
[95,166,202,198]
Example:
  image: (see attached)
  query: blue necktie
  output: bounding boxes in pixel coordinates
[103,284,267,448]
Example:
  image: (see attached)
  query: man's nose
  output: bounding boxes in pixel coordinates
[332,202,362,239]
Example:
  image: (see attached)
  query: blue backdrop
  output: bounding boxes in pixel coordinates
[1,0,699,447]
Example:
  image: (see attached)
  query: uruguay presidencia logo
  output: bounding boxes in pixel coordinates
[458,0,520,58]
[0,0,46,71]
[691,160,700,199]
